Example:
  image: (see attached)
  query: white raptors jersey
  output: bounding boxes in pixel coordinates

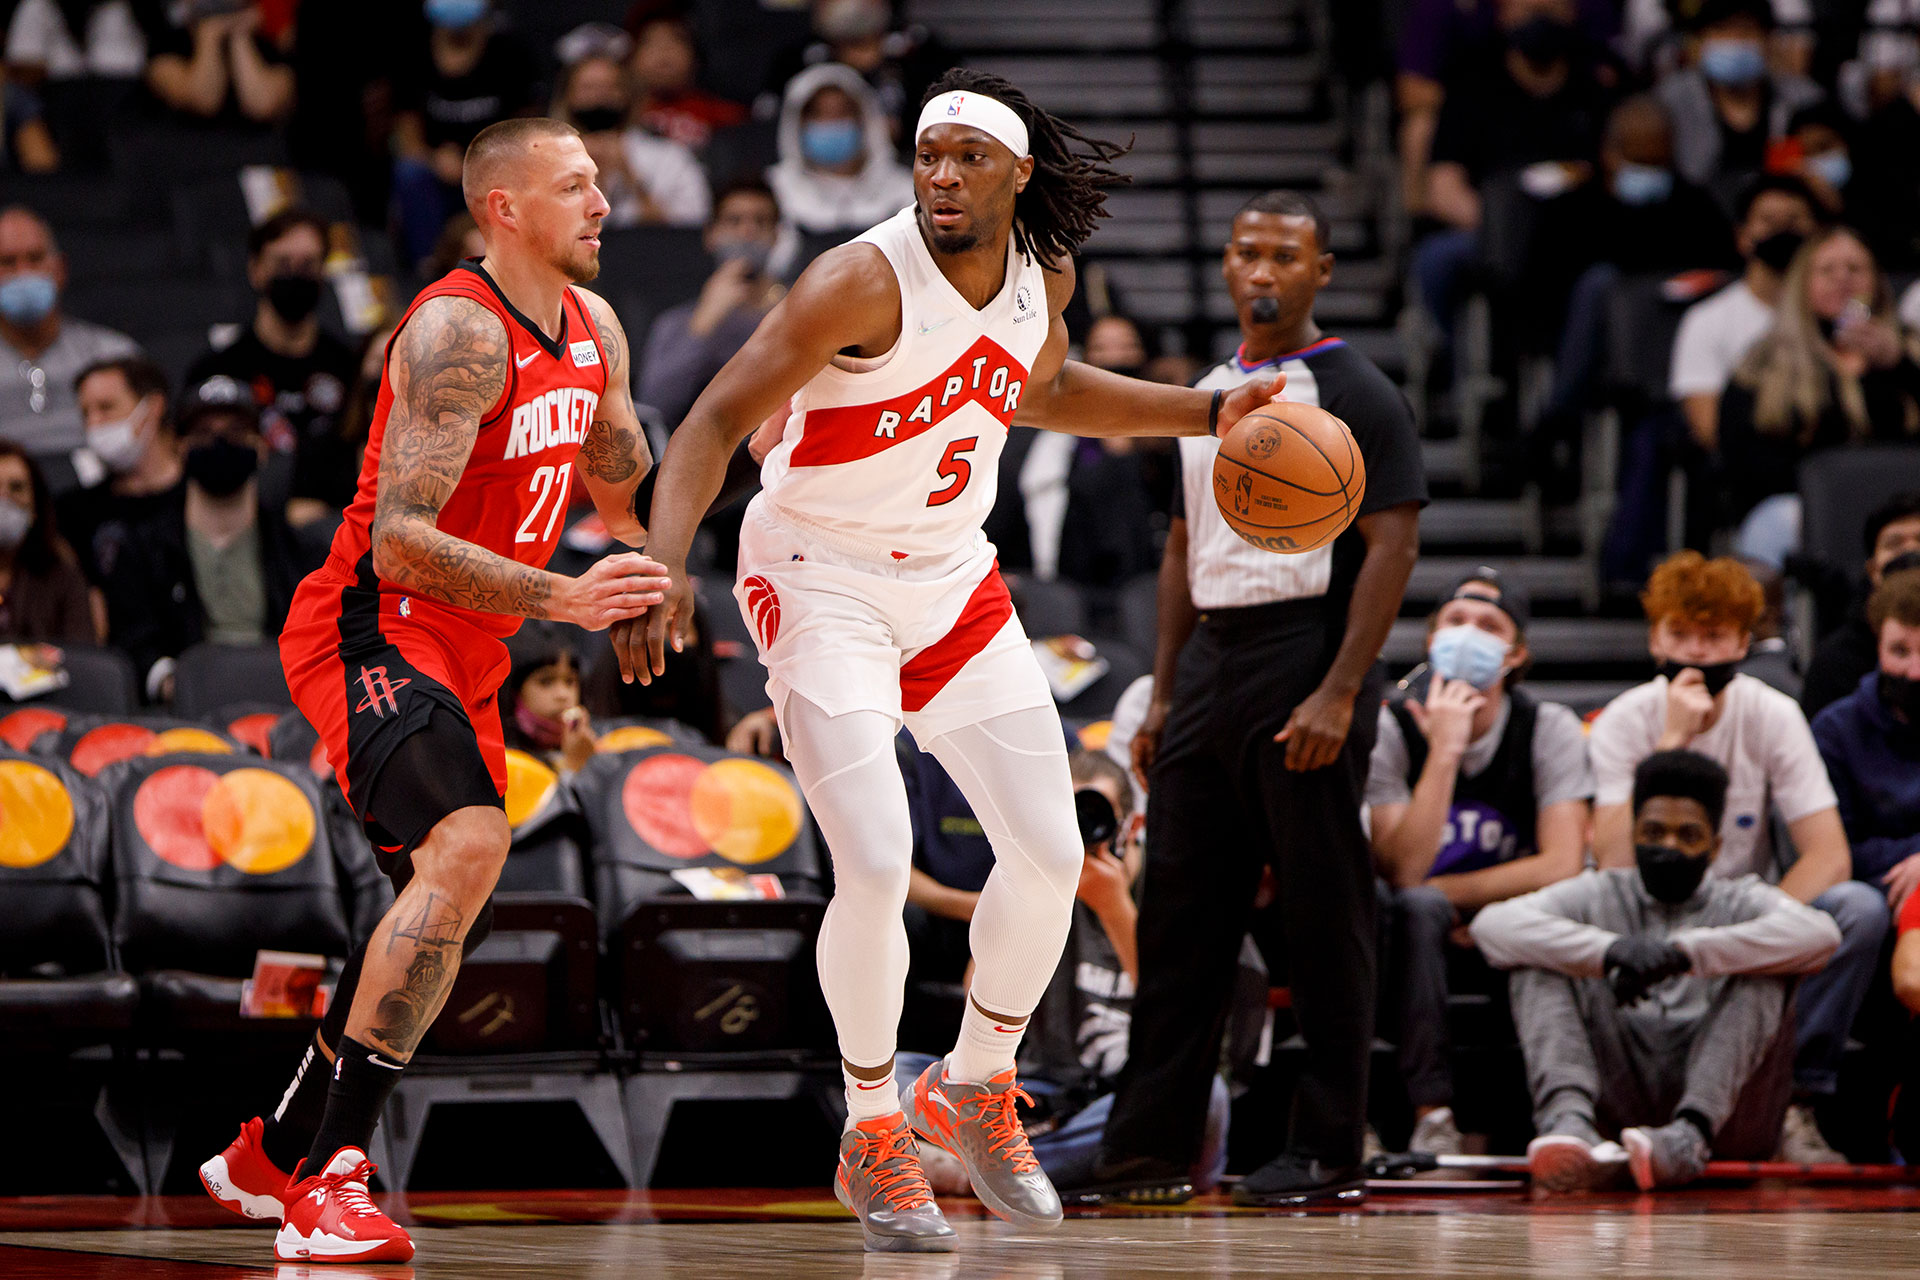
[758,207,1052,559]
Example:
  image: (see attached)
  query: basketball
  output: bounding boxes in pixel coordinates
[1211,401,1366,554]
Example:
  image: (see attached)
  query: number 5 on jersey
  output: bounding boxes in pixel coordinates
[928,437,978,507]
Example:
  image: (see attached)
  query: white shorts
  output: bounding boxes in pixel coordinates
[733,496,1054,741]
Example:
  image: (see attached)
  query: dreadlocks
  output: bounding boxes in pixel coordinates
[920,68,1130,270]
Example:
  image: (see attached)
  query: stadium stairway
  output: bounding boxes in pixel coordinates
[904,0,1647,713]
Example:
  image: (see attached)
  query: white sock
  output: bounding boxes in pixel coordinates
[844,1063,899,1122]
[948,1001,1026,1085]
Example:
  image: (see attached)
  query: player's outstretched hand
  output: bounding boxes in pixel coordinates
[1212,371,1289,436]
[557,552,672,631]
[633,568,696,685]
[1275,684,1354,772]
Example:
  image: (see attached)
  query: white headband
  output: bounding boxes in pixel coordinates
[916,91,1029,159]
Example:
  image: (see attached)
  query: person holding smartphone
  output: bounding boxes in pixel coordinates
[637,177,788,430]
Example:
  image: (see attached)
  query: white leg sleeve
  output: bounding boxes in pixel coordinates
[920,706,1084,1018]
[778,689,912,1070]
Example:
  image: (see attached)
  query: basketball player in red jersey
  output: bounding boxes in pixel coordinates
[195,118,670,1264]
[630,70,1285,1252]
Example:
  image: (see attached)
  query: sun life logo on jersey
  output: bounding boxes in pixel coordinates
[503,387,601,460]
[1013,284,1038,322]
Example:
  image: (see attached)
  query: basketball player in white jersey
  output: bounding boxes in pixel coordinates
[624,69,1284,1252]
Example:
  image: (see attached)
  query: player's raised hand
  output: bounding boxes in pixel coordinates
[635,567,696,684]
[1213,372,1289,436]
[555,552,672,631]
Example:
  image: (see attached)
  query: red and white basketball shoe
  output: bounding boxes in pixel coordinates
[274,1149,414,1264]
[199,1116,295,1220]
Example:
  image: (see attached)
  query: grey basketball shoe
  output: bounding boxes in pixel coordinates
[902,1057,1064,1231]
[834,1112,957,1253]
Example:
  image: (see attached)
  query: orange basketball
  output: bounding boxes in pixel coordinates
[1211,402,1366,554]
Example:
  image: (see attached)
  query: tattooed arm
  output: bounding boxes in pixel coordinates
[575,289,653,546]
[370,294,670,630]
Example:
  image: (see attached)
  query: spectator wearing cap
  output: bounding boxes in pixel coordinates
[1587,550,1884,1163]
[1655,0,1822,202]
[1802,493,1920,719]
[187,207,360,525]
[98,375,311,701]
[1367,569,1593,1155]
[1472,750,1841,1192]
[1814,572,1920,912]
[0,205,138,462]
[59,354,180,583]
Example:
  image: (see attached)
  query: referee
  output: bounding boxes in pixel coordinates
[1081,191,1426,1206]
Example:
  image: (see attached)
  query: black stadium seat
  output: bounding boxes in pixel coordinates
[19,646,138,715]
[171,642,293,720]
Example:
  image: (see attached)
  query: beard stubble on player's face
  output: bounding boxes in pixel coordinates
[914,133,1021,257]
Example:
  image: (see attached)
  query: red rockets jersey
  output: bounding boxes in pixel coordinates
[312,260,609,641]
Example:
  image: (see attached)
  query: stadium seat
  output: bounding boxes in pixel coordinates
[43,715,243,779]
[170,642,293,720]
[1014,577,1089,638]
[4,646,139,715]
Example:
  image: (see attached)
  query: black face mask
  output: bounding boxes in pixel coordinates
[1657,658,1739,697]
[1248,296,1281,325]
[185,438,259,497]
[1075,787,1118,847]
[571,106,627,134]
[265,273,323,324]
[1752,230,1805,273]
[1508,15,1575,66]
[1880,671,1920,724]
[1636,842,1711,904]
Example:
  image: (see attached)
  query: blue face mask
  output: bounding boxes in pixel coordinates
[1700,39,1767,86]
[1807,150,1851,190]
[424,0,488,31]
[0,272,57,326]
[1612,163,1674,206]
[1428,624,1512,690]
[801,119,864,169]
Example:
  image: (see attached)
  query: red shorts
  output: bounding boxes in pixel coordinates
[280,565,511,837]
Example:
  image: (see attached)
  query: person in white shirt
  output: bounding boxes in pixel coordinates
[765,61,911,236]
[1668,174,1819,451]
[1587,550,1887,1163]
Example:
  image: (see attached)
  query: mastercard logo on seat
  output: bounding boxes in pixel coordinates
[70,724,234,778]
[503,748,559,829]
[620,752,801,865]
[0,758,75,869]
[133,765,314,874]
[0,706,67,752]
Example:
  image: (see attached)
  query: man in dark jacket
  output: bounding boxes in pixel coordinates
[97,375,313,700]
[1802,493,1920,720]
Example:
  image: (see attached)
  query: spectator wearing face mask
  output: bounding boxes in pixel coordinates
[1368,570,1592,1157]
[1472,750,1841,1192]
[1717,226,1920,569]
[186,208,360,526]
[764,62,910,236]
[0,206,139,463]
[59,354,181,583]
[556,52,709,230]
[391,0,535,269]
[1814,571,1920,914]
[1588,550,1885,1164]
[0,439,97,643]
[1655,0,1822,202]
[1784,102,1853,220]
[98,375,311,701]
[1669,174,1821,452]
[765,0,952,152]
[501,625,599,776]
[624,13,746,151]
[637,178,786,429]
[1803,493,1920,719]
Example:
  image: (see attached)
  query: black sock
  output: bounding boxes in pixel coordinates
[260,1038,334,1172]
[303,1035,405,1178]
[1676,1108,1714,1146]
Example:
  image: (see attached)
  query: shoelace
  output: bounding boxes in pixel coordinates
[969,1085,1040,1175]
[853,1123,936,1211]
[323,1160,383,1219]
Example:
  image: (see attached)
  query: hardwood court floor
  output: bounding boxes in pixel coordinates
[6,1187,1920,1279]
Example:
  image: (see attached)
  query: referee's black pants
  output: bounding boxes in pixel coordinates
[1102,599,1381,1171]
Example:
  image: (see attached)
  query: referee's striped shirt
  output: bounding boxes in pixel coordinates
[1174,336,1426,610]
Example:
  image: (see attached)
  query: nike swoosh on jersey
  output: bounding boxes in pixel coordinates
[917,315,954,334]
[516,350,539,368]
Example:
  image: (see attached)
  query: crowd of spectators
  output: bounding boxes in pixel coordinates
[1397,0,1920,583]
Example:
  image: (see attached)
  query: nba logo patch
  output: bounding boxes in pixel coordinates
[947,95,964,115]
[569,339,601,368]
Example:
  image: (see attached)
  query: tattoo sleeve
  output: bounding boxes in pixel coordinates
[370,295,560,618]
[369,891,464,1056]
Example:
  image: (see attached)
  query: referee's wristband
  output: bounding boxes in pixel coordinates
[1207,388,1224,436]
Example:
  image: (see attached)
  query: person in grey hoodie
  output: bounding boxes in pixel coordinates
[1471,749,1841,1193]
